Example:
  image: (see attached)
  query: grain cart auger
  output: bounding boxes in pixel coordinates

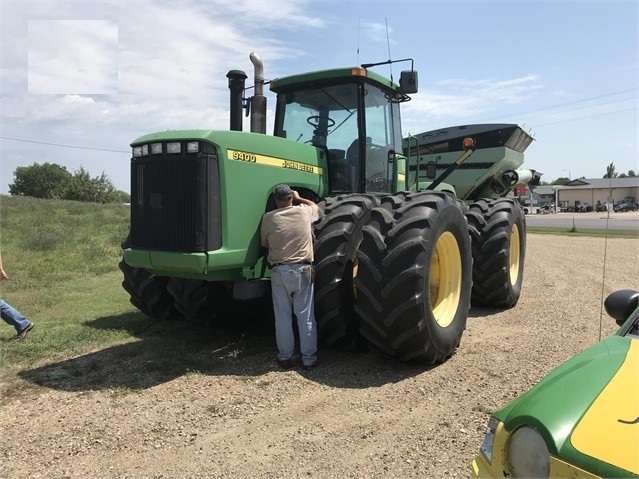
[119,52,539,365]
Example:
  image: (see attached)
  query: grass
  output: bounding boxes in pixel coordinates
[527,227,638,238]
[0,195,275,398]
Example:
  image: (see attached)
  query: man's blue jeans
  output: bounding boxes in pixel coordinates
[0,298,30,333]
[270,264,317,366]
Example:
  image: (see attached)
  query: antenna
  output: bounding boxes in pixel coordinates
[598,175,613,341]
[385,18,393,82]
[357,17,361,65]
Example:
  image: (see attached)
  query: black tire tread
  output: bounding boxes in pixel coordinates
[313,194,380,347]
[466,198,526,308]
[354,191,472,363]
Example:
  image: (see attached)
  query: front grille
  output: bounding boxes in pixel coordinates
[130,145,221,252]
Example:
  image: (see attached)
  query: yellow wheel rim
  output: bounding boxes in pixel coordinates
[430,231,462,328]
[509,224,520,287]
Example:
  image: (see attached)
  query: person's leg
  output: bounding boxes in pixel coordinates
[270,268,295,361]
[0,298,31,333]
[292,265,317,366]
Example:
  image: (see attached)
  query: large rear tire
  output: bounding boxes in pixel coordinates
[466,198,526,308]
[119,237,182,321]
[313,194,380,348]
[354,192,472,363]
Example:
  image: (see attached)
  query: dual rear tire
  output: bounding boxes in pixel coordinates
[466,198,526,308]
[353,192,472,363]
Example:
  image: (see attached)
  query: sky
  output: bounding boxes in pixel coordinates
[1,0,637,195]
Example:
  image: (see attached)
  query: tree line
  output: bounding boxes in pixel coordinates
[539,162,636,186]
[603,162,636,179]
[8,163,130,204]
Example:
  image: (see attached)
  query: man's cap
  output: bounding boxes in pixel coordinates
[274,184,293,200]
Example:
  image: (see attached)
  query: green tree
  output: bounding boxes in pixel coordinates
[62,167,118,204]
[9,162,72,199]
[628,170,636,177]
[603,162,618,179]
[552,177,571,185]
[113,190,131,203]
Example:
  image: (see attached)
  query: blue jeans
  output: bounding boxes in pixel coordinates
[0,298,31,333]
[271,264,317,366]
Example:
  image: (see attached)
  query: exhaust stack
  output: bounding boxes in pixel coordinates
[249,52,267,134]
[226,70,247,132]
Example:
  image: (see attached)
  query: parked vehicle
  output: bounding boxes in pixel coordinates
[472,289,639,478]
[613,201,638,212]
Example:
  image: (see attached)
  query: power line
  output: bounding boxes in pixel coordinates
[528,107,638,128]
[482,88,638,124]
[0,136,129,153]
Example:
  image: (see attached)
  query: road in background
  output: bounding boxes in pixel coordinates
[525,210,639,232]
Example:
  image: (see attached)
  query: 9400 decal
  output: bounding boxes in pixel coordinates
[227,149,323,175]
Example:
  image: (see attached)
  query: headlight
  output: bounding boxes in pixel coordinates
[480,417,499,463]
[167,142,181,154]
[186,141,199,153]
[508,426,550,478]
[132,145,149,157]
[151,143,163,154]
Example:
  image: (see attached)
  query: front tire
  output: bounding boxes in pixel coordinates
[167,278,228,324]
[354,192,472,363]
[119,237,182,321]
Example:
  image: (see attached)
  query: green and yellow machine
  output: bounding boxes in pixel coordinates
[121,52,541,363]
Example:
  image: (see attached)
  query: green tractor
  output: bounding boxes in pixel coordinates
[120,52,540,364]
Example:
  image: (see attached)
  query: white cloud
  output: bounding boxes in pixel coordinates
[401,74,543,131]
[28,20,119,94]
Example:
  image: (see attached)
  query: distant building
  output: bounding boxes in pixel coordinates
[532,177,639,212]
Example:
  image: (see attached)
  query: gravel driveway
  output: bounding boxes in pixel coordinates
[1,233,638,479]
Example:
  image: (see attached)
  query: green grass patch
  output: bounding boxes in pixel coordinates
[527,227,639,238]
[0,195,276,399]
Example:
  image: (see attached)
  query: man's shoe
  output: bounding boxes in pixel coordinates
[14,321,35,340]
[302,359,318,370]
[276,358,294,370]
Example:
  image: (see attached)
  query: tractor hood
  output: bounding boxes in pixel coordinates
[495,336,638,477]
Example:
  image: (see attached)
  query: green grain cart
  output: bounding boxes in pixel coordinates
[120,53,540,364]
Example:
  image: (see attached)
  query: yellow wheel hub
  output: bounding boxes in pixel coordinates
[509,224,520,286]
[430,231,462,328]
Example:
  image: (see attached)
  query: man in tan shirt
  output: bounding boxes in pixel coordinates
[261,184,321,369]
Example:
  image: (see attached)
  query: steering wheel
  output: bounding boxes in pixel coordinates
[307,115,336,129]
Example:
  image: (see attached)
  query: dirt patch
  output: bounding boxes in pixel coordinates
[1,234,637,478]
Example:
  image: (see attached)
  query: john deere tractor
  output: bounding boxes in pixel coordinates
[120,52,540,364]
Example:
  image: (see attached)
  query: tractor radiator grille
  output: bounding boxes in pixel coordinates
[130,147,221,252]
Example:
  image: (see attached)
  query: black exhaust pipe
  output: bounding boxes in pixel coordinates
[227,70,247,132]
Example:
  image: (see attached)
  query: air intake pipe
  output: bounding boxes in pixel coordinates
[227,70,247,132]
[249,52,267,134]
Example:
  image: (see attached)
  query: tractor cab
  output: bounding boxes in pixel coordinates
[269,65,417,196]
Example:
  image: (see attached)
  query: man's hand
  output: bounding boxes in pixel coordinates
[0,268,8,281]
[291,190,301,202]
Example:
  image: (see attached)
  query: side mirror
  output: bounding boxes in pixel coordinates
[400,70,418,94]
[604,289,639,326]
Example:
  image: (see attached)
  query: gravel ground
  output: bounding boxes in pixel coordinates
[1,233,638,479]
